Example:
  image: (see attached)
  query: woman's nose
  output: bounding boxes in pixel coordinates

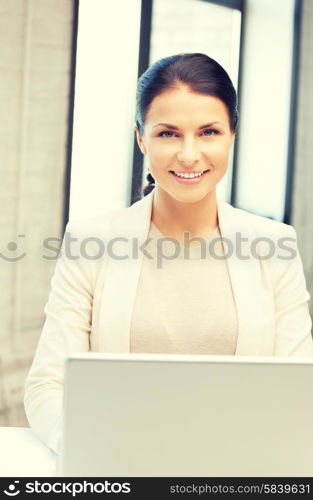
[176,138,201,165]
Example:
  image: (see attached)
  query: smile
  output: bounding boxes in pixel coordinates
[169,169,210,184]
[171,169,209,178]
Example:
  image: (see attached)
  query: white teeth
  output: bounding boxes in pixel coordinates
[173,170,207,178]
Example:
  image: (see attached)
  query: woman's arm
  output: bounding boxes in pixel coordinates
[272,225,313,356]
[24,220,93,453]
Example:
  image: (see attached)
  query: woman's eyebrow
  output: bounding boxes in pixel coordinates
[153,121,224,130]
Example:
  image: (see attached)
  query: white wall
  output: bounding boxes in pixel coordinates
[0,0,74,426]
[69,0,141,221]
[235,0,295,221]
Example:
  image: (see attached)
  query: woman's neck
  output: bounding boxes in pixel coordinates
[151,186,218,242]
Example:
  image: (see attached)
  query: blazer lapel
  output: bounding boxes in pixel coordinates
[98,191,154,352]
[217,199,264,355]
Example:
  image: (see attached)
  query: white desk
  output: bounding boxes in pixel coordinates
[0,427,57,477]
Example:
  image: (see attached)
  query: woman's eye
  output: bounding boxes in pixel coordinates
[159,131,176,138]
[202,129,218,136]
[159,129,219,138]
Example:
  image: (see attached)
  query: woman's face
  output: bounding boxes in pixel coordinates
[135,85,235,204]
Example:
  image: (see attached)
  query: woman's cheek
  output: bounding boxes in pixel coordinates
[153,146,173,165]
[209,143,232,165]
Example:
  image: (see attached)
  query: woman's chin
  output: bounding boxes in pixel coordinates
[154,182,216,204]
[168,188,214,204]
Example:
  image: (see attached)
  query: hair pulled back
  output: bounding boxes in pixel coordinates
[135,53,238,197]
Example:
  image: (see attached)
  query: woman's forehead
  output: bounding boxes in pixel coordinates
[146,89,230,127]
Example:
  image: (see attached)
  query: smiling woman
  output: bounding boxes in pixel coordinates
[136,90,234,239]
[134,53,237,241]
[24,52,313,455]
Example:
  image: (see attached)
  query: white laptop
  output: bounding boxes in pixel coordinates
[57,352,313,477]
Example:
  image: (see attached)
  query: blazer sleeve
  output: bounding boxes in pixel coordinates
[24,220,93,454]
[272,225,313,356]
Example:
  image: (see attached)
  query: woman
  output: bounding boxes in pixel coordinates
[24,53,313,454]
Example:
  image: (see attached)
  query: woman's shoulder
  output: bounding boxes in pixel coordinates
[64,205,135,237]
[65,194,152,239]
[65,211,119,237]
[224,201,296,239]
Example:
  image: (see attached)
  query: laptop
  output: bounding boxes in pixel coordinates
[57,352,313,477]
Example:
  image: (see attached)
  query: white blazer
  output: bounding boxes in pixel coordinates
[24,189,313,453]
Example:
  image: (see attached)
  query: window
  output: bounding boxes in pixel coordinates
[230,0,298,222]
[131,0,242,204]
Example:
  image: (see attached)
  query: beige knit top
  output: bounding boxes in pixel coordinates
[130,221,238,355]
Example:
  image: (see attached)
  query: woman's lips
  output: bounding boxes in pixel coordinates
[169,169,210,185]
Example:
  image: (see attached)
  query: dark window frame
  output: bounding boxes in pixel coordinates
[284,0,302,224]
[130,0,153,205]
[63,0,80,230]
[201,0,243,9]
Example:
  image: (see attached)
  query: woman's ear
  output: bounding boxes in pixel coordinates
[134,124,146,155]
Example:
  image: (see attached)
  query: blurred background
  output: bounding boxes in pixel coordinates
[0,0,312,426]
